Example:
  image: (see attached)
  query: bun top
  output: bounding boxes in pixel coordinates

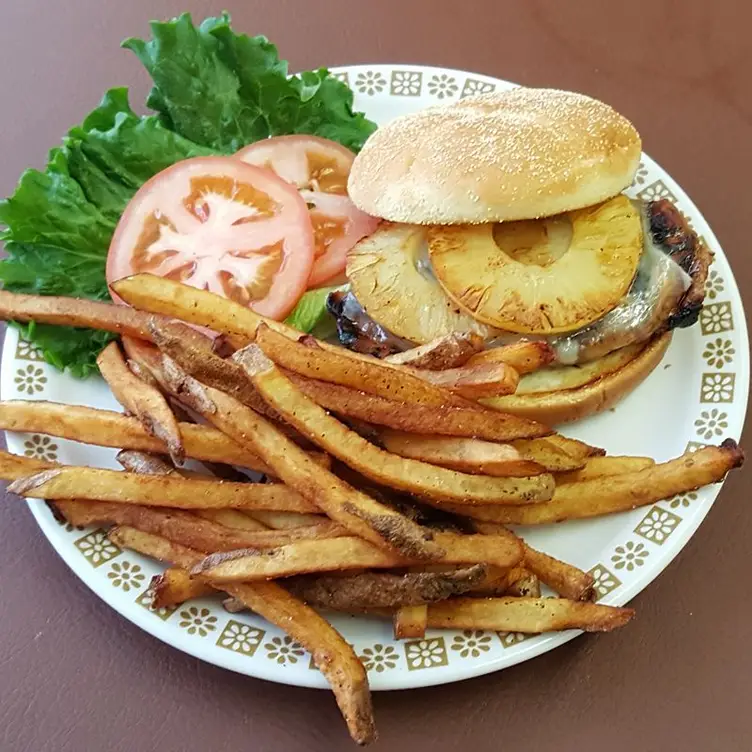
[348,87,642,224]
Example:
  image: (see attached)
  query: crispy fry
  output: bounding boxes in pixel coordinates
[466,341,556,374]
[503,569,541,598]
[450,441,745,525]
[285,566,487,610]
[108,526,375,745]
[555,455,655,484]
[7,465,317,512]
[97,342,184,464]
[414,362,519,399]
[510,437,591,472]
[240,348,554,506]
[251,510,328,529]
[291,375,550,440]
[116,449,178,476]
[0,451,54,480]
[377,430,546,477]
[524,546,596,601]
[195,509,269,532]
[384,333,484,369]
[155,355,443,561]
[425,597,634,632]
[0,401,330,473]
[111,273,293,348]
[151,568,213,609]
[193,529,523,581]
[393,605,428,639]
[0,288,196,347]
[255,324,473,409]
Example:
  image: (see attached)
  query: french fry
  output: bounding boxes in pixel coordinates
[7,465,317,512]
[111,273,293,347]
[425,597,634,632]
[524,546,596,601]
[377,430,546,477]
[384,333,484,370]
[251,511,328,530]
[97,342,184,464]
[555,455,655,484]
[510,437,596,472]
[414,362,519,399]
[238,348,555,506]
[151,567,214,609]
[504,570,541,598]
[255,324,474,409]
[285,566,487,611]
[291,375,551,441]
[193,529,523,582]
[0,451,54,480]
[393,605,428,639]
[0,288,197,347]
[449,441,745,525]
[465,341,556,374]
[108,526,376,745]
[116,449,179,476]
[195,509,269,532]
[0,401,330,473]
[155,356,444,560]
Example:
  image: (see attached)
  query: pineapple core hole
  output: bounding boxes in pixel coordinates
[492,216,573,267]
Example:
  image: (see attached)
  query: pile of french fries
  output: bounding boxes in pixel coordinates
[0,275,743,745]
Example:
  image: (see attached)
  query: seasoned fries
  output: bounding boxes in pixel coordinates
[108,526,375,745]
[394,605,428,639]
[1,273,745,747]
[384,333,483,369]
[450,442,744,525]
[239,348,554,505]
[290,375,551,440]
[194,529,523,581]
[425,597,634,632]
[8,465,317,512]
[378,430,546,477]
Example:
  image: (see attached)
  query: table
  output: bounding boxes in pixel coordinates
[1,2,750,750]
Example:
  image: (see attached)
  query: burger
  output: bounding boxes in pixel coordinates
[328,87,711,425]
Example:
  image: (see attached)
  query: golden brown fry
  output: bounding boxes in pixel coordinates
[286,566,487,611]
[450,441,745,525]
[111,273,294,348]
[555,455,655,484]
[108,525,376,745]
[466,341,556,374]
[151,567,213,609]
[0,401,329,473]
[116,449,178,476]
[291,375,551,441]
[510,437,591,472]
[0,451,54,480]
[384,333,484,370]
[239,350,554,506]
[524,546,596,601]
[156,356,443,561]
[393,605,428,639]
[193,529,523,582]
[7,464,317,512]
[377,430,546,477]
[97,342,184,464]
[425,597,634,633]
[504,569,541,598]
[414,362,519,399]
[251,511,328,530]
[0,287,215,351]
[255,324,473,409]
[195,509,269,532]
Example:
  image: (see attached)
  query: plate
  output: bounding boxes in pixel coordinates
[1,65,748,691]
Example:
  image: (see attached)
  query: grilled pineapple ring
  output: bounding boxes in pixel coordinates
[427,195,643,335]
[346,223,497,344]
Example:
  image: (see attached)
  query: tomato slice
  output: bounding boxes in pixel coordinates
[106,157,314,320]
[236,135,379,287]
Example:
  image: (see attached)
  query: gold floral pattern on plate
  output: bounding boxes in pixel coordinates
[73,529,121,568]
[179,606,218,637]
[14,365,47,395]
[264,635,306,665]
[634,506,681,545]
[135,588,177,621]
[404,637,448,670]
[107,560,145,592]
[588,564,622,599]
[694,408,729,439]
[450,630,493,658]
[359,644,399,673]
[700,302,734,335]
[611,541,649,571]
[390,70,422,96]
[216,620,265,657]
[23,434,58,461]
[702,338,735,369]
[700,373,735,403]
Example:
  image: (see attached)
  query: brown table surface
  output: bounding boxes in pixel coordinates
[1,2,750,750]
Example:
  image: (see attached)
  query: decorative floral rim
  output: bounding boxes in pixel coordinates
[1,65,748,692]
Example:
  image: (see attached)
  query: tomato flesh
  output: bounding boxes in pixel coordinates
[107,157,315,320]
[236,136,379,286]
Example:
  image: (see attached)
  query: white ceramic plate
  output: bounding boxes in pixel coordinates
[2,65,748,691]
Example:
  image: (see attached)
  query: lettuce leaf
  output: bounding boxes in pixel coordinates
[123,13,376,153]
[285,285,348,338]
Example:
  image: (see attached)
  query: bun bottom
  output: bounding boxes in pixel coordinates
[480,333,672,426]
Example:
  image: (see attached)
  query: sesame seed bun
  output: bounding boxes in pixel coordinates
[348,88,642,224]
